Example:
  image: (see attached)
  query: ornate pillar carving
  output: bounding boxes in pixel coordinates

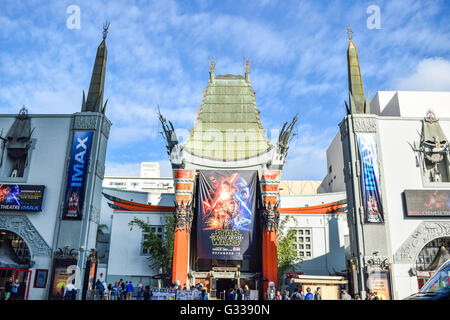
[173,201,194,231]
[262,201,280,232]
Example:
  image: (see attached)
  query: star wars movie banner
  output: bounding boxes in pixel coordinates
[357,133,384,223]
[197,170,257,260]
[62,131,94,220]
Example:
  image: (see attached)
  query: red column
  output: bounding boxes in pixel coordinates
[172,227,189,287]
[171,170,194,287]
[261,171,281,296]
[262,228,278,295]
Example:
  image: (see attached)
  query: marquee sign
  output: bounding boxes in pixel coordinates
[197,170,257,260]
[62,131,94,220]
[357,133,384,223]
[0,184,45,211]
[404,189,450,217]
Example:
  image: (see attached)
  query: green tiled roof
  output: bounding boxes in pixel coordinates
[183,74,272,161]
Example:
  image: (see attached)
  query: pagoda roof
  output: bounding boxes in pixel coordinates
[183,74,272,161]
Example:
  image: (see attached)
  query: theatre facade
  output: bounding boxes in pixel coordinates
[100,60,348,298]
[0,27,111,300]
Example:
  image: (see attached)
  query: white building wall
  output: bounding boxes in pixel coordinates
[376,115,450,298]
[280,192,348,276]
[0,115,72,300]
[318,131,346,193]
[377,118,426,254]
[107,212,170,283]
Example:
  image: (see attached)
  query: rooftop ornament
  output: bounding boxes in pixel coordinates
[102,21,110,40]
[409,110,449,182]
[209,56,216,81]
[346,24,353,41]
[244,56,251,81]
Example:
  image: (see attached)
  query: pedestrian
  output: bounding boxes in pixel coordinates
[276,291,282,300]
[126,281,134,300]
[365,292,371,300]
[314,287,322,300]
[191,284,200,300]
[199,284,209,300]
[341,289,352,300]
[120,280,126,300]
[353,294,361,300]
[282,290,290,300]
[243,284,251,300]
[110,282,119,300]
[137,281,144,300]
[107,283,112,300]
[96,279,104,300]
[300,290,305,300]
[10,279,19,300]
[267,282,276,300]
[4,277,13,300]
[143,286,152,300]
[371,291,379,300]
[102,280,108,300]
[236,287,243,300]
[64,280,77,300]
[225,288,235,300]
[290,287,302,300]
[304,287,314,300]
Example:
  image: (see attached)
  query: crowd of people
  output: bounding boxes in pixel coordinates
[267,286,383,300]
[92,279,153,300]
[267,286,322,300]
[222,285,252,300]
[59,277,384,301]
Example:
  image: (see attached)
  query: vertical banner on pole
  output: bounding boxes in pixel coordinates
[62,131,94,220]
[356,133,384,223]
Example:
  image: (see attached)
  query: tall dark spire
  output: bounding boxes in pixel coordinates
[346,25,369,114]
[82,22,109,113]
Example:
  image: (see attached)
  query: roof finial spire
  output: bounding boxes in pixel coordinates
[209,56,216,82]
[209,56,216,73]
[244,56,251,82]
[103,21,110,40]
[346,24,353,41]
[244,56,251,73]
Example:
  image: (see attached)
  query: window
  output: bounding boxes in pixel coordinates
[290,228,313,260]
[141,225,164,255]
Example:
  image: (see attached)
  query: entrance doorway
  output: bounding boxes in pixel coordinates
[0,268,31,300]
[0,230,33,300]
[216,278,236,300]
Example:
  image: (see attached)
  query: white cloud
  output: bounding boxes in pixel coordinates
[395,58,450,91]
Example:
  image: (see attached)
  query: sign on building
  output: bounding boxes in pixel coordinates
[357,133,384,223]
[62,131,94,220]
[404,189,450,217]
[197,170,257,260]
[0,184,45,211]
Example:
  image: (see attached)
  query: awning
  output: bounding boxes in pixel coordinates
[292,275,348,285]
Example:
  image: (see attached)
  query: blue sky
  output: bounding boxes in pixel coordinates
[1,0,450,180]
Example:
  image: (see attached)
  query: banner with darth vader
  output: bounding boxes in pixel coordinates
[197,170,257,260]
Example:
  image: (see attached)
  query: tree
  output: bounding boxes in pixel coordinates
[277,215,301,289]
[128,215,175,286]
